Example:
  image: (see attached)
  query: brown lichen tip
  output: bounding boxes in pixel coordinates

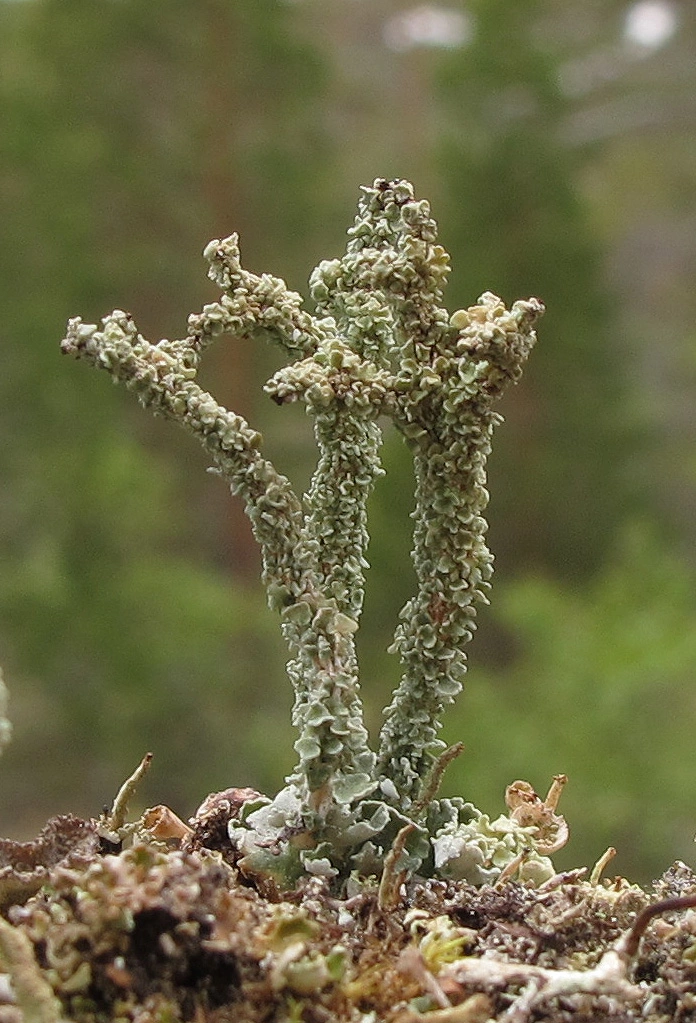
[141,805,192,844]
[505,776,569,855]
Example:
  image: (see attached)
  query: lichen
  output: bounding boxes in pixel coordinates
[0,824,693,1023]
[0,816,100,911]
[0,915,62,1023]
[61,178,549,889]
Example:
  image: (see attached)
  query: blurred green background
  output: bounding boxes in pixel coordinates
[1,0,696,884]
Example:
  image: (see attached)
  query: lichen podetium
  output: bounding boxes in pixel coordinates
[62,179,550,890]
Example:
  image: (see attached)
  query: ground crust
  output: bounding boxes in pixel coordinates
[0,815,695,1023]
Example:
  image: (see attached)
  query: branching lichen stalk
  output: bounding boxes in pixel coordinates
[61,305,304,601]
[62,179,545,886]
[378,293,542,802]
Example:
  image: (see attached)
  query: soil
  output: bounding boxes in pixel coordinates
[0,808,695,1023]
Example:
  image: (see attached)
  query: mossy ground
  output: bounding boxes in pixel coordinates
[0,811,695,1022]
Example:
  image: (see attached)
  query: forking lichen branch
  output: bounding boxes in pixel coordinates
[61,179,545,887]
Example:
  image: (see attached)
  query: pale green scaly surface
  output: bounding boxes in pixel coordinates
[61,180,548,887]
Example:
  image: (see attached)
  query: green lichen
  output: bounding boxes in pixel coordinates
[61,179,547,889]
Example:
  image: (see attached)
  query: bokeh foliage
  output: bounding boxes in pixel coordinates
[1,0,696,883]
